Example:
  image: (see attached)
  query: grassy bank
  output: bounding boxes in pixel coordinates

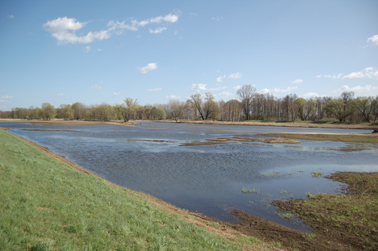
[0,129,273,250]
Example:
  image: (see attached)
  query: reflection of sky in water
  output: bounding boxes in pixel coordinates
[1,122,377,232]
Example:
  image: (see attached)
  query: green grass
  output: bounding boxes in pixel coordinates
[274,172,378,250]
[311,171,322,177]
[241,188,260,194]
[0,130,242,250]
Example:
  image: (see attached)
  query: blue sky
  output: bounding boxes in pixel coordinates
[1,0,377,110]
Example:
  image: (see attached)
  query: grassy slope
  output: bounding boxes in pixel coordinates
[0,129,244,251]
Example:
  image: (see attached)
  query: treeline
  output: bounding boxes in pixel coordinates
[1,85,378,123]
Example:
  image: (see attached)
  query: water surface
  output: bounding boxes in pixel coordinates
[2,122,377,232]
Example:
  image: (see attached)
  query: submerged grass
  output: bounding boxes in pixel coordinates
[0,129,243,250]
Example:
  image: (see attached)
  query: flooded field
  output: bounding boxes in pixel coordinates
[2,122,377,232]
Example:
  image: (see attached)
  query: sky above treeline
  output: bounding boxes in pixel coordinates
[0,0,377,110]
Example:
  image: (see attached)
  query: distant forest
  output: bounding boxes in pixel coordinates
[1,85,378,123]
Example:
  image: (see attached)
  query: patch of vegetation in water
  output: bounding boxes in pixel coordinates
[180,141,225,146]
[265,133,378,144]
[272,172,378,250]
[241,188,261,194]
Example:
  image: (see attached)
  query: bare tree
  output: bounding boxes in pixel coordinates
[237,85,256,120]
[189,94,205,120]
[168,99,184,122]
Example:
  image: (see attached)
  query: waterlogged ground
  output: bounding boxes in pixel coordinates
[2,122,377,232]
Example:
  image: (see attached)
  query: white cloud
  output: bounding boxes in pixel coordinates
[0,95,14,103]
[302,92,319,98]
[45,13,179,45]
[129,13,179,27]
[191,83,227,92]
[213,91,232,99]
[91,84,102,90]
[136,35,142,38]
[165,95,181,100]
[315,75,322,78]
[291,79,303,84]
[148,88,162,92]
[334,85,378,94]
[149,27,167,34]
[216,75,226,82]
[260,86,298,94]
[233,85,242,91]
[191,83,207,92]
[7,15,14,19]
[174,30,178,35]
[212,17,223,21]
[367,35,378,46]
[43,17,87,32]
[97,48,102,51]
[107,20,138,32]
[228,72,242,79]
[316,67,378,80]
[43,17,112,45]
[56,93,64,97]
[85,46,91,52]
[324,74,343,79]
[207,86,227,91]
[342,67,378,80]
[139,63,158,74]
[112,92,120,95]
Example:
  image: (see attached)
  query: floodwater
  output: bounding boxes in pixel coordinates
[2,122,378,232]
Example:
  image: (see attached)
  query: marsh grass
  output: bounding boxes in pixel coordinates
[265,133,378,144]
[311,171,322,177]
[241,188,261,194]
[273,172,378,250]
[278,212,294,220]
[0,130,241,250]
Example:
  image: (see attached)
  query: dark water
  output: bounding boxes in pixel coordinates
[2,122,377,232]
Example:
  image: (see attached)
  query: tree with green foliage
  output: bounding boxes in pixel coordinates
[96,104,114,121]
[352,97,373,122]
[155,107,166,120]
[59,104,74,120]
[324,100,354,122]
[203,92,220,120]
[41,103,55,120]
[72,102,85,120]
[123,98,139,122]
